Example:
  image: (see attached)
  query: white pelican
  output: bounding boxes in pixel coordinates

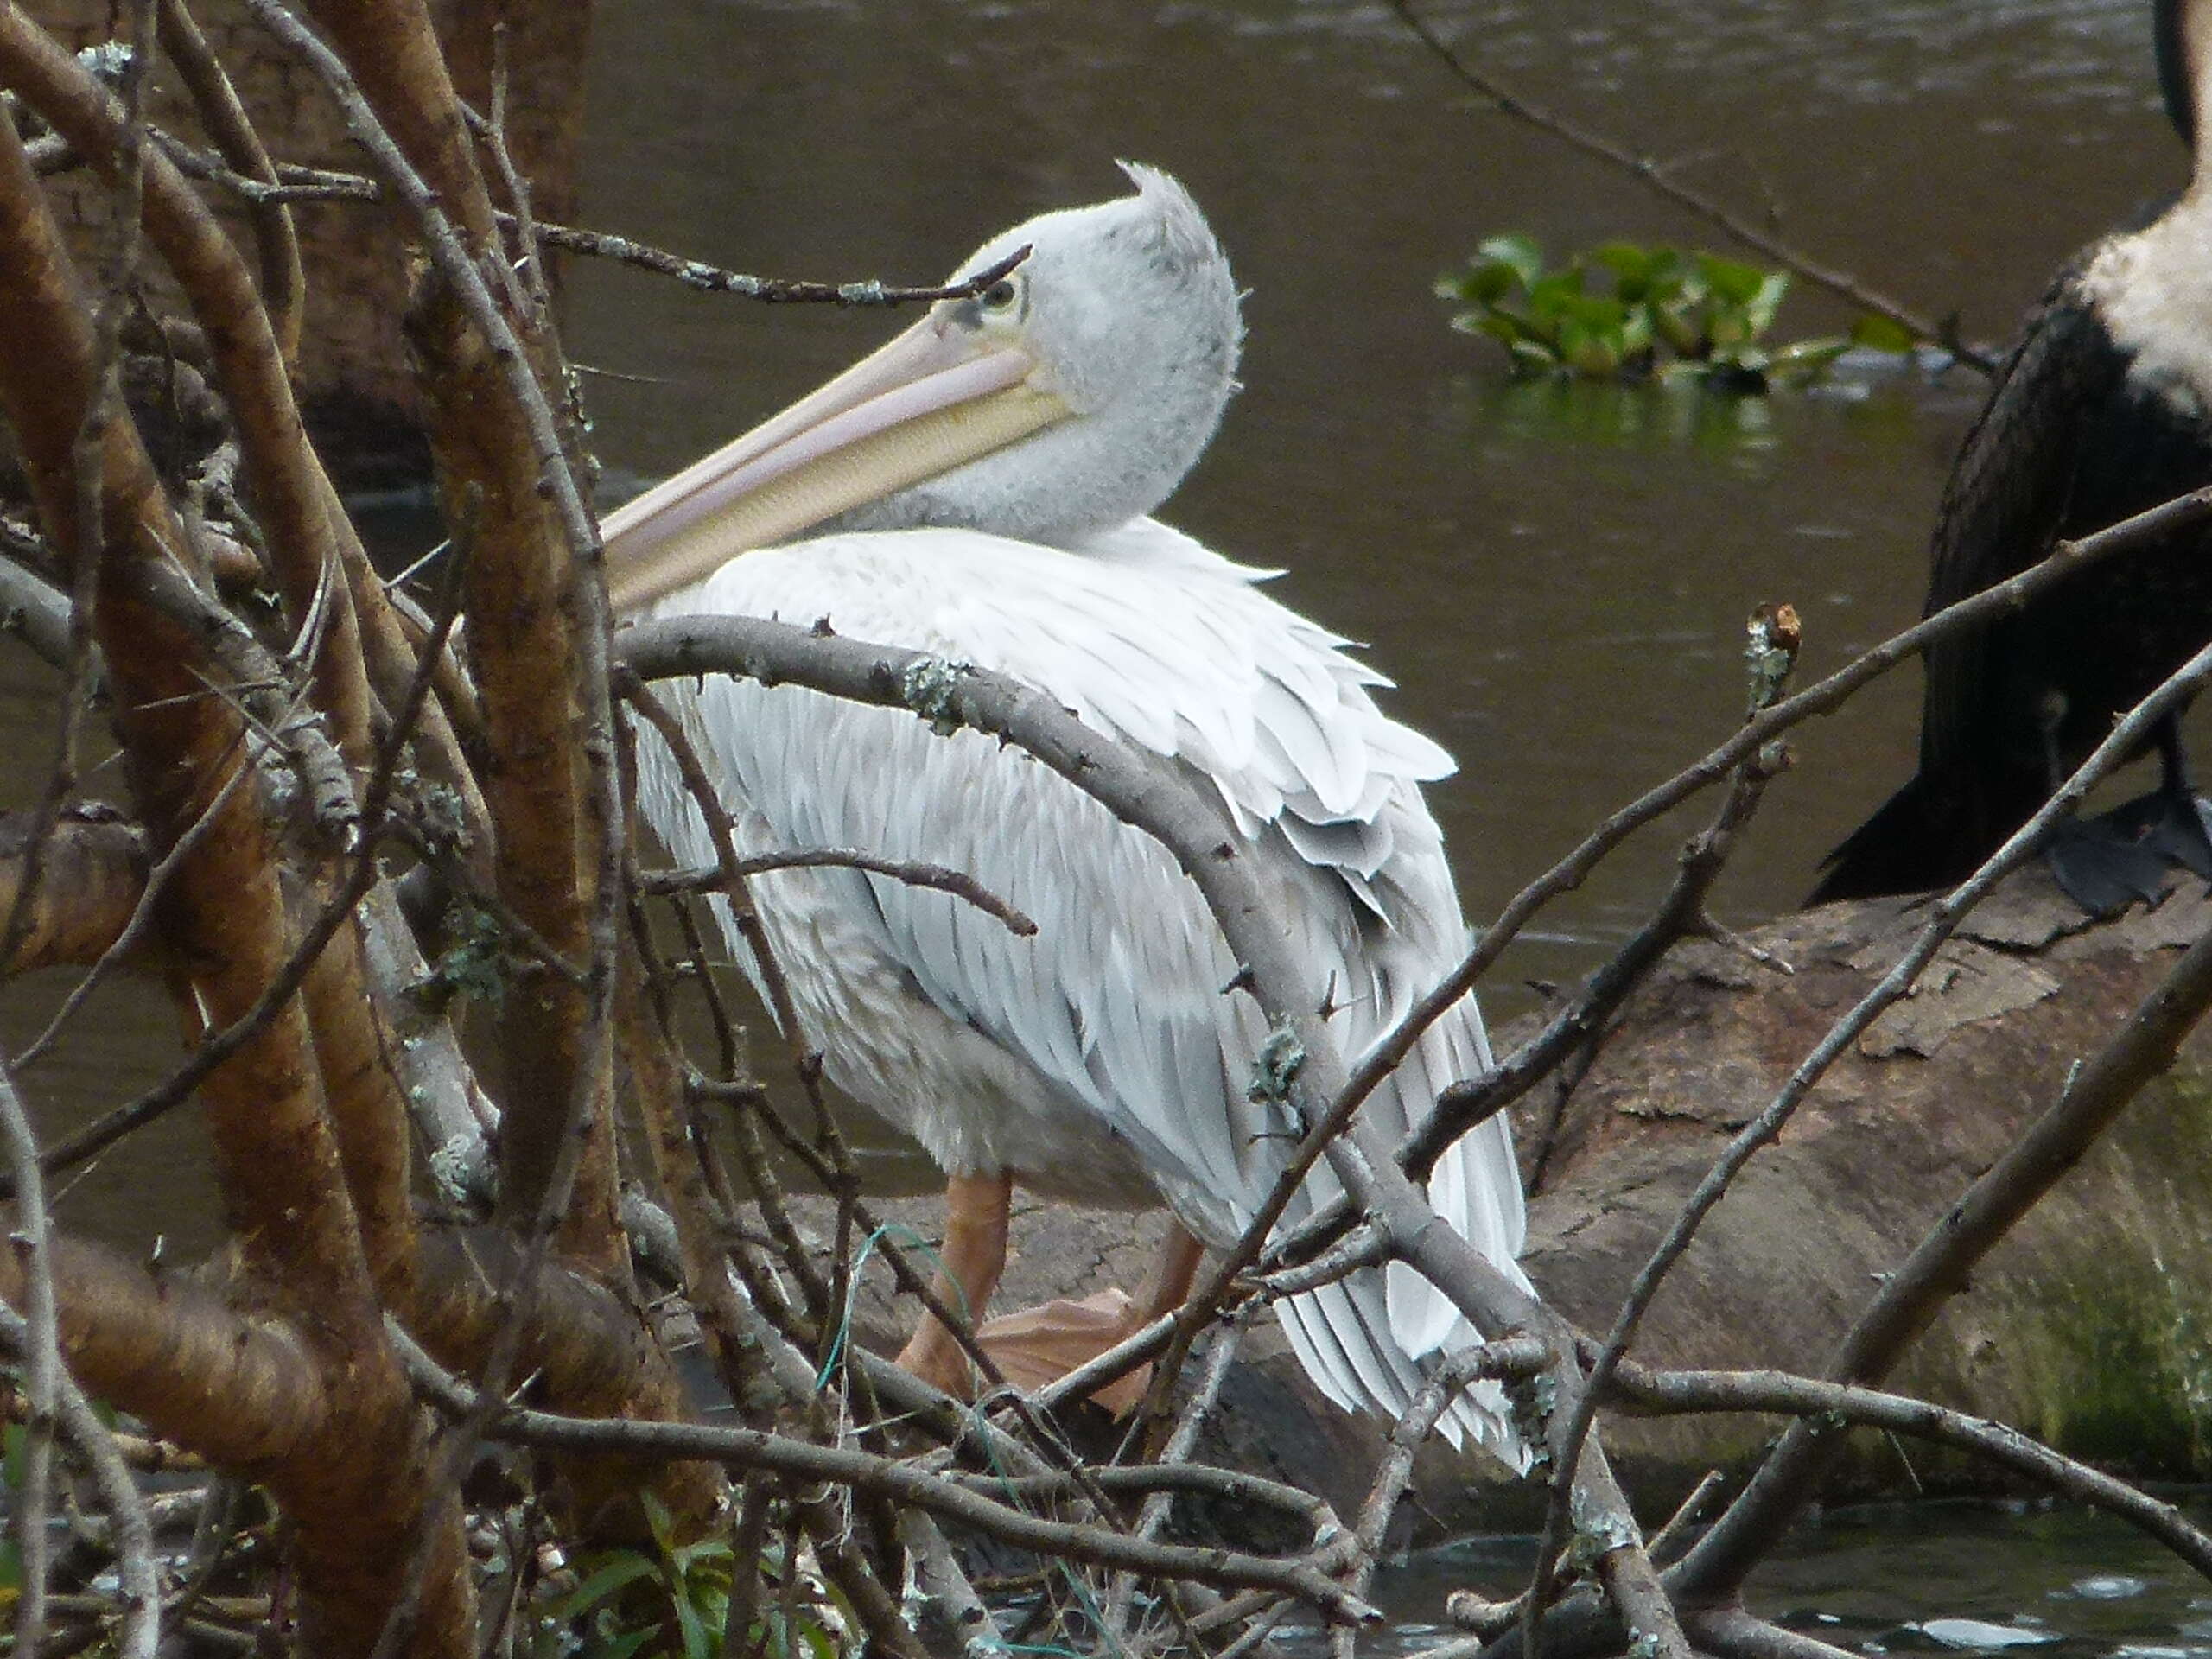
[611,165,1529,1447]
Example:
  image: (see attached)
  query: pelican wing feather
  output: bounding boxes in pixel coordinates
[635,521,1528,1447]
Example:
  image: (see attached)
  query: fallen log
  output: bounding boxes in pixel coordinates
[1529,865,2212,1512]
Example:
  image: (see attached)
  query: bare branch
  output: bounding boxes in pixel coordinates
[0,544,73,669]
[0,1046,60,1651]
[125,133,1033,308]
[155,0,303,367]
[641,850,1034,934]
[535,224,1031,308]
[1608,1361,2212,1575]
[393,1324,1382,1625]
[0,1289,159,1659]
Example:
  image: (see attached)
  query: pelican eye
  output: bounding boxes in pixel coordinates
[980,278,1020,314]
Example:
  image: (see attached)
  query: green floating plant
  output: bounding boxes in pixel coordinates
[1436,233,1916,391]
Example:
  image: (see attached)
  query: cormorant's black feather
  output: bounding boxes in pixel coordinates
[1814,267,2212,905]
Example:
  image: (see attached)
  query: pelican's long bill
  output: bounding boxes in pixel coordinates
[604,308,1074,613]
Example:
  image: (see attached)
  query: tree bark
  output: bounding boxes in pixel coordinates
[0,78,474,1655]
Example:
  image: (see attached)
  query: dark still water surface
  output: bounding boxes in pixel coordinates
[0,5,2190,1578]
[1312,1497,2212,1658]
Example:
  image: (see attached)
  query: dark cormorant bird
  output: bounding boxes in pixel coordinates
[1812,0,2212,914]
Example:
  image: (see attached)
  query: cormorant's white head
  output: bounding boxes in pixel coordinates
[604,165,1243,611]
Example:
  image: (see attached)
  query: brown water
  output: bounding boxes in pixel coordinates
[0,2,2187,1238]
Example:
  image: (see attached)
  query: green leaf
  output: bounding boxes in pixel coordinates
[1558,319,1620,376]
[639,1491,677,1556]
[1474,312,1535,346]
[1525,267,1588,321]
[593,1629,656,1659]
[1560,292,1627,331]
[1696,252,1767,306]
[1768,336,1852,385]
[1591,240,1656,283]
[1592,241,1658,302]
[1474,232,1545,289]
[1469,260,1523,303]
[543,1554,659,1624]
[1436,263,1513,306]
[1743,270,1791,338]
[1849,312,1919,353]
[1506,338,1561,374]
[674,1585,715,1659]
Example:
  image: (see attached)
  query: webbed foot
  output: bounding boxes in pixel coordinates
[976,1289,1150,1414]
[2045,787,2212,916]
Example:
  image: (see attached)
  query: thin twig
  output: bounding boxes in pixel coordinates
[1,1048,60,1651]
[155,0,302,366]
[1106,1313,1255,1649]
[1607,1362,2212,1576]
[620,676,843,1313]
[1643,1470,1725,1567]
[392,1327,1382,1625]
[623,669,1108,1525]
[134,132,1031,307]
[537,226,1030,306]
[642,851,1033,933]
[1335,1349,1504,1659]
[1522,609,1800,1652]
[0,1295,160,1659]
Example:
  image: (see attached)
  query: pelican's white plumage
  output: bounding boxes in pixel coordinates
[618,166,1529,1449]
